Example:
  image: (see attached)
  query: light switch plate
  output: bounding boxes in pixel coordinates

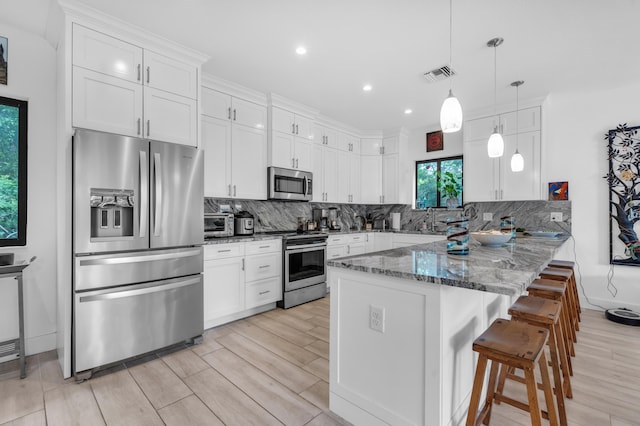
[483,212,493,221]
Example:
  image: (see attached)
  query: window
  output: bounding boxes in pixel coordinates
[0,96,27,246]
[415,155,462,209]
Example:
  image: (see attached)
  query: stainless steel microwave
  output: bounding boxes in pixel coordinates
[268,167,313,201]
[204,213,234,238]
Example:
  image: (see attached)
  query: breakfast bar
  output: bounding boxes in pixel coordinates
[327,235,569,426]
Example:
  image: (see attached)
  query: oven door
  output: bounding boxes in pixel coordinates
[284,243,326,291]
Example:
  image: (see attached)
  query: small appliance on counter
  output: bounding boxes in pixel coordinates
[234,211,254,235]
[328,207,341,231]
[312,208,330,232]
[204,212,234,238]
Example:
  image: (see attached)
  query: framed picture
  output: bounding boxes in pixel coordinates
[548,181,568,200]
[0,36,7,85]
[426,130,443,152]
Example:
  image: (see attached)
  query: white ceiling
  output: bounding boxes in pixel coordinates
[4,0,640,131]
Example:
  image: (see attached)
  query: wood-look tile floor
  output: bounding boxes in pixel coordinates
[0,297,639,425]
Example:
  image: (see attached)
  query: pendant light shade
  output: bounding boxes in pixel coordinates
[510,149,524,171]
[440,0,462,133]
[486,37,504,157]
[440,89,463,133]
[510,80,525,172]
[487,126,504,157]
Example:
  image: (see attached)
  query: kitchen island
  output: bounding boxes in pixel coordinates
[327,235,569,426]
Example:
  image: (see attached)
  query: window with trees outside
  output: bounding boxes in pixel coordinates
[415,156,463,209]
[0,96,28,246]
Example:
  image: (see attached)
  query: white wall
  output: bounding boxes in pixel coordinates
[0,24,58,358]
[544,82,640,311]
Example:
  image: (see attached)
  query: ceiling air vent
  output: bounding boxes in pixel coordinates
[423,65,457,83]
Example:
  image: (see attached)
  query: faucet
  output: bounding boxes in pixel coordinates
[425,207,436,232]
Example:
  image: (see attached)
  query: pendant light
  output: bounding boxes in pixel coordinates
[510,80,524,172]
[486,37,504,158]
[439,0,462,133]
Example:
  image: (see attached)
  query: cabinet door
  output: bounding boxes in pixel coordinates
[233,98,267,130]
[143,50,198,99]
[322,126,340,148]
[232,125,267,200]
[347,243,365,256]
[201,87,231,120]
[324,148,340,202]
[327,245,346,260]
[360,138,383,155]
[245,252,281,282]
[463,138,499,201]
[270,131,294,168]
[294,114,314,141]
[364,233,375,253]
[349,153,361,203]
[382,153,398,204]
[312,144,325,202]
[336,150,350,203]
[143,87,197,146]
[202,116,231,197]
[373,233,393,251]
[72,24,142,83]
[72,66,143,137]
[382,136,399,155]
[360,155,382,203]
[245,276,282,309]
[203,256,244,327]
[500,107,541,136]
[500,132,541,201]
[463,115,499,142]
[294,138,314,171]
[271,107,295,134]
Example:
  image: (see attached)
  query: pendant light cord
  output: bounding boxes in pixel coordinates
[515,83,519,149]
[449,0,453,91]
[493,43,497,115]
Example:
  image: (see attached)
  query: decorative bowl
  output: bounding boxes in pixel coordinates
[470,230,513,247]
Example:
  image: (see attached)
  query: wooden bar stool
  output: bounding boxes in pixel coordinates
[547,260,581,317]
[527,278,575,366]
[497,295,572,426]
[466,318,559,426]
[539,267,580,335]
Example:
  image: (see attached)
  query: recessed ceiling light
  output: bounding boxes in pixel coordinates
[404,109,413,115]
[295,46,307,55]
[362,84,372,92]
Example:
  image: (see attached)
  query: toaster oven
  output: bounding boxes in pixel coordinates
[204,213,234,238]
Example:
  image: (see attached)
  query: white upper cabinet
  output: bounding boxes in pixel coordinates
[316,125,340,148]
[338,133,360,154]
[360,138,383,155]
[360,137,399,204]
[269,106,315,170]
[73,24,142,83]
[71,23,200,146]
[463,106,542,201]
[201,87,267,199]
[271,107,314,140]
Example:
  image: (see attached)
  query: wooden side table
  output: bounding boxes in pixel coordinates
[0,257,35,379]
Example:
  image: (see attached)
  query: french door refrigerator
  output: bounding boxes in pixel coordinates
[72,129,204,377]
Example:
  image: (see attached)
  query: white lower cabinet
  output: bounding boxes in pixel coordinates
[203,239,282,329]
[391,233,445,248]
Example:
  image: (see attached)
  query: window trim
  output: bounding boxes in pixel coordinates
[0,95,28,247]
[415,155,463,209]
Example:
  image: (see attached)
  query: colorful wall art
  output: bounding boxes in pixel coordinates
[549,181,569,200]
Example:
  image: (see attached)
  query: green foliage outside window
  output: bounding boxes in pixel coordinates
[0,104,19,238]
[415,156,463,208]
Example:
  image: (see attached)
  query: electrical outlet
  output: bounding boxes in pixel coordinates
[483,212,493,221]
[369,305,385,333]
[550,212,563,222]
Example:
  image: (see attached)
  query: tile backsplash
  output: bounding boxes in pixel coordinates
[205,198,572,234]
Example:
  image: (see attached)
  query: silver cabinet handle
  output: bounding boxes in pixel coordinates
[139,150,148,238]
[153,152,162,236]
[242,258,245,271]
[347,245,350,254]
[233,185,237,197]
[258,265,270,269]
[296,124,299,135]
[494,190,498,200]
[295,158,299,168]
[259,290,270,295]
[137,118,141,135]
[259,245,270,249]
[292,123,295,134]
[147,120,150,137]
[79,276,201,303]
[233,109,237,121]
[228,107,231,120]
[146,66,150,84]
[79,248,202,266]
[500,189,503,200]
[137,64,141,81]
[217,249,231,253]
[292,158,295,168]
[228,184,232,196]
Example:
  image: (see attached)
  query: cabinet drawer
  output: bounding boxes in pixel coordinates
[245,252,281,281]
[204,242,244,260]
[327,235,347,246]
[245,276,282,309]
[346,234,365,243]
[327,245,345,260]
[245,239,282,255]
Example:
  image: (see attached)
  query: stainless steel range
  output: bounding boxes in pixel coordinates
[277,232,328,309]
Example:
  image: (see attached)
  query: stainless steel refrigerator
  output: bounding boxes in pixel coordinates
[72,129,204,377]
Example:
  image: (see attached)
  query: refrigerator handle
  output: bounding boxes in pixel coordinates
[139,150,148,238]
[153,152,163,237]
